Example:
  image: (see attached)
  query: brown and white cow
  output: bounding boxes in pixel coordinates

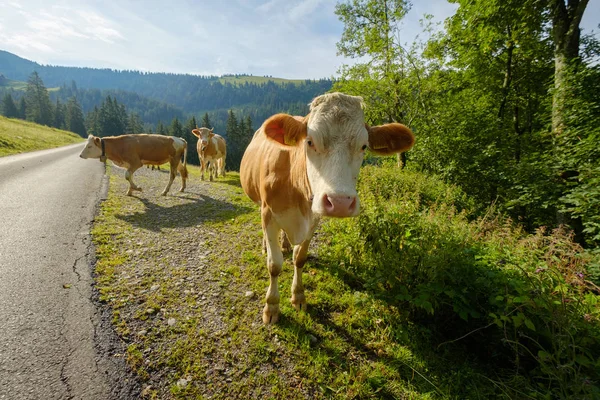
[79,134,188,196]
[191,127,227,181]
[240,92,415,324]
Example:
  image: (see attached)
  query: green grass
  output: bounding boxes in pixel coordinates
[92,164,600,399]
[0,116,83,156]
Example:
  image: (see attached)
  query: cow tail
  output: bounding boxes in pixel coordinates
[179,138,189,179]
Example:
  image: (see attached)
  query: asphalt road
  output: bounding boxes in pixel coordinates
[0,143,139,400]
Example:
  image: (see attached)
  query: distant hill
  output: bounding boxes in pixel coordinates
[0,50,333,140]
[0,50,333,115]
[0,115,82,157]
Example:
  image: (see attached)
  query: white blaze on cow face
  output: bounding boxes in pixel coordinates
[195,127,214,150]
[305,94,368,217]
[79,135,102,159]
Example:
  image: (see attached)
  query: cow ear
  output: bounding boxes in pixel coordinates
[264,114,307,146]
[191,129,200,137]
[367,123,415,155]
[93,137,101,147]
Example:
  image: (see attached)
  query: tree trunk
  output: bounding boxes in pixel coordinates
[551,0,588,135]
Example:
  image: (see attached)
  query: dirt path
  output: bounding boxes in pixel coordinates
[93,166,322,399]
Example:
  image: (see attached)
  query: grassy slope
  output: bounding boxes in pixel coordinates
[92,166,514,400]
[0,116,83,156]
[218,76,306,85]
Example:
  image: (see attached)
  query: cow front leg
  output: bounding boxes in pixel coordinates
[125,169,142,196]
[262,218,283,324]
[200,160,206,181]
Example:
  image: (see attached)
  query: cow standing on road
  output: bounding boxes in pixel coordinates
[79,134,188,196]
[240,92,415,324]
[191,127,227,181]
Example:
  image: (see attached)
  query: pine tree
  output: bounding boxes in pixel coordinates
[24,71,53,125]
[183,116,199,165]
[156,120,167,135]
[201,112,212,129]
[1,93,19,118]
[66,97,86,137]
[53,98,65,129]
[126,112,143,133]
[18,97,26,119]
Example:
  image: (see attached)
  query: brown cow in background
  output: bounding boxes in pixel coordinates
[79,134,188,196]
[191,127,227,181]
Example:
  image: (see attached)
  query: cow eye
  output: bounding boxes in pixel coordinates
[361,144,367,151]
[307,140,313,147]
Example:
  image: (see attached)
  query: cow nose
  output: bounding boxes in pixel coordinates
[322,194,357,217]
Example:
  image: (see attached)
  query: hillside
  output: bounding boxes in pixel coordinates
[0,50,333,114]
[0,116,83,157]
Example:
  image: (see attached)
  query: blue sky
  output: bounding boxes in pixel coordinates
[0,0,598,79]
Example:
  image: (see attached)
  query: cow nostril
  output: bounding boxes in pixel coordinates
[323,195,334,210]
[349,197,357,211]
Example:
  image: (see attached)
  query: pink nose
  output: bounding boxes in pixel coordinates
[322,194,357,217]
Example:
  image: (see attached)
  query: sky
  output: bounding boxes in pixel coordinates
[0,0,598,80]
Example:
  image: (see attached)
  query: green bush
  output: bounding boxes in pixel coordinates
[319,164,600,398]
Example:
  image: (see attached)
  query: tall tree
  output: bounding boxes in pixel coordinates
[65,97,86,137]
[335,0,413,167]
[53,98,65,129]
[184,116,199,165]
[18,97,26,119]
[24,71,53,125]
[201,112,213,129]
[126,112,144,134]
[550,0,589,135]
[1,93,19,118]
[156,120,167,135]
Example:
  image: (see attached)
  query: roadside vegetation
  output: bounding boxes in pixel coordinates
[92,162,600,399]
[0,115,82,157]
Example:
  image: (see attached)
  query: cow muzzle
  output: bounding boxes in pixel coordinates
[319,194,358,218]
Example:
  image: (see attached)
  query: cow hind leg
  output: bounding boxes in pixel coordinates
[125,168,142,196]
[262,216,283,324]
[161,161,177,196]
[290,220,319,312]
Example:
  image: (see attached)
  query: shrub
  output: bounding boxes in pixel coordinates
[319,164,600,398]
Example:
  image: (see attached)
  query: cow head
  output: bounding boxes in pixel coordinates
[191,127,214,151]
[263,92,415,218]
[79,135,103,159]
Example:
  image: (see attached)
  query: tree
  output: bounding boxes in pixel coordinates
[550,0,589,135]
[201,112,212,129]
[18,97,26,119]
[126,112,144,133]
[335,0,414,167]
[24,71,53,125]
[183,116,199,165]
[65,97,86,137]
[156,120,167,135]
[1,93,19,118]
[53,98,65,129]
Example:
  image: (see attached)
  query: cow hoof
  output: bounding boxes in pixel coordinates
[179,188,185,192]
[291,294,306,312]
[210,177,214,182]
[126,191,133,196]
[201,176,205,181]
[262,303,280,324]
[161,191,167,196]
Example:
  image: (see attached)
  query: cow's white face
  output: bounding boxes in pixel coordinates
[195,128,214,150]
[79,135,102,159]
[305,109,368,218]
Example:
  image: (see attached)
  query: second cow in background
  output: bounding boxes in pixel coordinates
[191,127,227,181]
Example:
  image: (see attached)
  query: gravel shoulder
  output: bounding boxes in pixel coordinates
[92,165,322,399]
